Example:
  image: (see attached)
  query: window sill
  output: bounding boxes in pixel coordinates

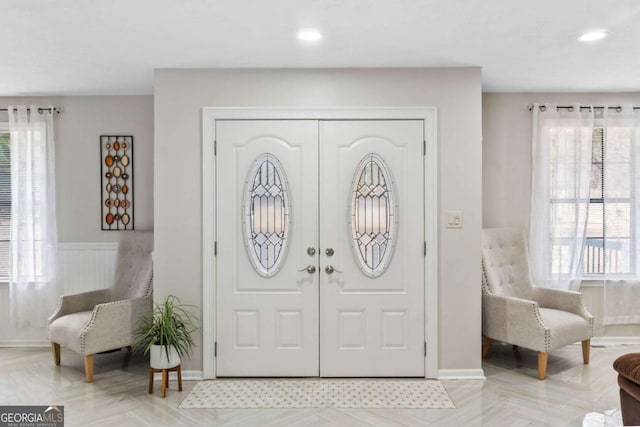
[580,276,640,288]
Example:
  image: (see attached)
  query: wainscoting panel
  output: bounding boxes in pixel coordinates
[58,242,118,295]
[0,242,119,346]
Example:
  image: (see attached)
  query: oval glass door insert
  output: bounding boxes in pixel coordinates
[350,153,398,277]
[243,153,291,277]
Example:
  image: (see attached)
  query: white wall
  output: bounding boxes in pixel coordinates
[0,96,154,344]
[482,92,640,337]
[154,68,483,373]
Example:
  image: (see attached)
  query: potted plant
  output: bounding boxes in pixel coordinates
[133,295,198,369]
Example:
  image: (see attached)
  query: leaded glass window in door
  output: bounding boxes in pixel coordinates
[243,153,291,277]
[349,153,397,277]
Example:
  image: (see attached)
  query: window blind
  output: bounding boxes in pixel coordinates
[0,132,10,281]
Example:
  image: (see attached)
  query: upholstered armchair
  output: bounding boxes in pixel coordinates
[481,228,594,380]
[48,231,153,382]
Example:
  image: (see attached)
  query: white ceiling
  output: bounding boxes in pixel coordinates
[1,0,639,95]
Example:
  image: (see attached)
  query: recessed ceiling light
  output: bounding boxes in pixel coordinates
[578,30,609,42]
[297,29,322,41]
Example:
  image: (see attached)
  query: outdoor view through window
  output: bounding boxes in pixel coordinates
[552,127,632,275]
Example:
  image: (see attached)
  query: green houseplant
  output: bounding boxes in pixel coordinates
[133,295,198,369]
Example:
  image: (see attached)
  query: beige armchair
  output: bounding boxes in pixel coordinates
[48,231,153,382]
[481,228,594,380]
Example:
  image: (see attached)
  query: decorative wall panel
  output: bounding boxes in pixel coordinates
[100,135,134,230]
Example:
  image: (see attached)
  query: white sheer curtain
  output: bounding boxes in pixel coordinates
[603,105,640,324]
[529,104,593,291]
[8,106,58,328]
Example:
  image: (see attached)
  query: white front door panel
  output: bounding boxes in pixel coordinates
[319,121,425,377]
[216,120,319,376]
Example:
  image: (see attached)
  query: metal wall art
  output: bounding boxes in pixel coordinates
[100,135,134,230]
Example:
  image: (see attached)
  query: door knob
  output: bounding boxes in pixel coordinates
[325,248,334,256]
[307,247,316,256]
[298,265,316,274]
[325,265,343,274]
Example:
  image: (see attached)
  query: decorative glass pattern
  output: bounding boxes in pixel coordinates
[243,153,291,277]
[350,154,397,277]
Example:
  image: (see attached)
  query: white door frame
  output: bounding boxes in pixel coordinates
[202,108,438,379]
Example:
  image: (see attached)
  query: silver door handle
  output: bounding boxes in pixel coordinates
[325,265,343,274]
[298,265,316,274]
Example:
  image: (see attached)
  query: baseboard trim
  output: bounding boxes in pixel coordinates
[591,336,640,346]
[438,369,486,380]
[182,370,203,381]
[0,340,50,348]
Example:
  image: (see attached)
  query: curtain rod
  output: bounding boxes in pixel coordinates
[528,105,640,112]
[0,106,64,114]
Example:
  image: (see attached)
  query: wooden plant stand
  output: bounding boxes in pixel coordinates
[148,365,182,398]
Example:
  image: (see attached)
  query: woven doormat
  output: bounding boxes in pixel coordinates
[179,379,455,409]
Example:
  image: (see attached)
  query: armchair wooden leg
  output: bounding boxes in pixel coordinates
[51,342,60,366]
[482,336,492,358]
[582,339,591,364]
[538,352,548,380]
[84,355,94,383]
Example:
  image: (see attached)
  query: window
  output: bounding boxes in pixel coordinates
[243,153,291,277]
[584,126,633,274]
[551,125,633,275]
[350,154,397,278]
[0,129,9,281]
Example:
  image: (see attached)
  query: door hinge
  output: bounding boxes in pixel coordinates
[424,341,427,356]
[423,140,426,155]
[214,241,217,256]
[214,341,217,357]
[214,140,217,156]
[423,241,427,256]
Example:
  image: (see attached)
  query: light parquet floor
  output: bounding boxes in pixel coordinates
[0,342,636,426]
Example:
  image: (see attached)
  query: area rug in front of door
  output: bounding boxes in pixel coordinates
[178,379,455,409]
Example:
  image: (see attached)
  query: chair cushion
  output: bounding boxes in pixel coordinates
[482,228,534,299]
[111,231,154,300]
[48,311,93,354]
[539,307,591,351]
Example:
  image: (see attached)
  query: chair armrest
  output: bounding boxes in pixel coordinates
[533,287,594,321]
[483,293,550,352]
[48,289,112,324]
[81,295,152,355]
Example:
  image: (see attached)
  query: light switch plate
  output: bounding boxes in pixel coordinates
[446,211,463,229]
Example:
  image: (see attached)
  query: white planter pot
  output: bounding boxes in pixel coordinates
[150,345,180,369]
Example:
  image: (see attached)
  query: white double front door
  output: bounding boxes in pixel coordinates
[216,119,425,377]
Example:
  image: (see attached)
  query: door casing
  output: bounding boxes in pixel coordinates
[202,108,438,379]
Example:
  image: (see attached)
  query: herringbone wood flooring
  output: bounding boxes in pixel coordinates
[0,342,634,426]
